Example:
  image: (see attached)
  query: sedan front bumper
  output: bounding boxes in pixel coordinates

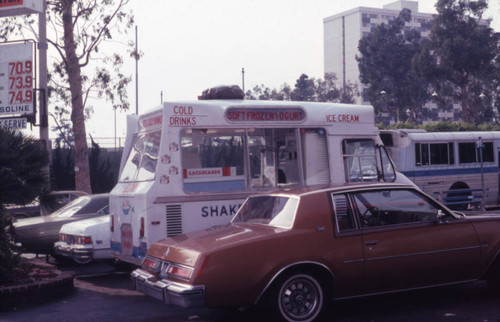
[130,269,204,308]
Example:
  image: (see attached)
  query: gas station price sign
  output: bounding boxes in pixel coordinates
[0,43,34,116]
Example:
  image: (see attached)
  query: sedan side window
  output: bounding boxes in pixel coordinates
[352,189,440,228]
[332,194,355,232]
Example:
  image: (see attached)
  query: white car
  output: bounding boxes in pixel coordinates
[54,209,111,264]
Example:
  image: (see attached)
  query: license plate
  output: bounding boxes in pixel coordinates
[121,223,133,256]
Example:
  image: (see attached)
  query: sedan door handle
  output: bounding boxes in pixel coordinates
[364,240,378,246]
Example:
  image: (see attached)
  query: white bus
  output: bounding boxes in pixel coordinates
[110,89,411,266]
[380,129,500,210]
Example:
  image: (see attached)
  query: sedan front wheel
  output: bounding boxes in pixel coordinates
[276,273,324,322]
[487,259,500,291]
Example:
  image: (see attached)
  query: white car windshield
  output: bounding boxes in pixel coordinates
[232,196,298,228]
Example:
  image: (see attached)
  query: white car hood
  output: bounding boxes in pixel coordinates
[59,215,110,235]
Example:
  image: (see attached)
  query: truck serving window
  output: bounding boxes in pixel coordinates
[181,129,246,192]
[181,128,324,193]
[120,130,161,182]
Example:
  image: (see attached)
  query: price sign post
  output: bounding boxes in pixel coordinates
[0,42,34,121]
[0,0,50,186]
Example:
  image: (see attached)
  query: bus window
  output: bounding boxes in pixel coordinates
[416,142,454,166]
[120,131,161,182]
[459,142,494,164]
[421,144,430,165]
[430,143,450,165]
[343,139,378,182]
[483,142,494,162]
[181,129,245,192]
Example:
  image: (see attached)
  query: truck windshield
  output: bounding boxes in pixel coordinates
[120,130,161,182]
[232,196,298,228]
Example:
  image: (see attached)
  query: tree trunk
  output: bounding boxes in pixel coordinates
[62,0,92,194]
[460,83,472,123]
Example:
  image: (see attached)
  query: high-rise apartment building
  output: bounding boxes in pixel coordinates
[323,1,433,105]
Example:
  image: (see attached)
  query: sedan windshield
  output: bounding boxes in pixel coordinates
[51,196,92,218]
[232,196,298,228]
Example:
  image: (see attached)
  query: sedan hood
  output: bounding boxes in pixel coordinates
[13,215,63,228]
[148,223,279,265]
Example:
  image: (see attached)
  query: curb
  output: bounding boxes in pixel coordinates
[0,261,75,311]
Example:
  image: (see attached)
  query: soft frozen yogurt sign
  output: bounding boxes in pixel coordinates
[225,107,305,123]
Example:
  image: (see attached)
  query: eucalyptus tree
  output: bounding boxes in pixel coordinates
[245,73,358,103]
[0,0,134,193]
[357,8,429,123]
[0,128,48,284]
[414,0,499,123]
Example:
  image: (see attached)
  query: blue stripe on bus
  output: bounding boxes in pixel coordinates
[402,166,499,178]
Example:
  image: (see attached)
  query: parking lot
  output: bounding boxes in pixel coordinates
[0,256,499,322]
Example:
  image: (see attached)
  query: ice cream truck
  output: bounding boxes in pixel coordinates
[110,86,411,266]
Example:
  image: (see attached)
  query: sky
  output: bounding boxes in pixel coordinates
[22,0,500,143]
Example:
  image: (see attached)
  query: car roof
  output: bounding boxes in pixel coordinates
[83,193,109,199]
[50,190,88,196]
[250,182,416,198]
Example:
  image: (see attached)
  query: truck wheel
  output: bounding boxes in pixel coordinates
[273,273,324,322]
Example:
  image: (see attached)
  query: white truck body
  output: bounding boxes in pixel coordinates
[109,95,412,266]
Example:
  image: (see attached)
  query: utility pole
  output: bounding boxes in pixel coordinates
[241,67,245,92]
[39,0,50,186]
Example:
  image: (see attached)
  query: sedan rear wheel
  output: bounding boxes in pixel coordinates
[276,273,324,322]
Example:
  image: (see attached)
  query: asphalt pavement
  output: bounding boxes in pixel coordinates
[0,256,499,322]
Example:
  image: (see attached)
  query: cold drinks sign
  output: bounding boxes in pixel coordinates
[0,43,34,128]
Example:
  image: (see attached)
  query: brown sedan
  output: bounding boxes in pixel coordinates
[131,183,500,322]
